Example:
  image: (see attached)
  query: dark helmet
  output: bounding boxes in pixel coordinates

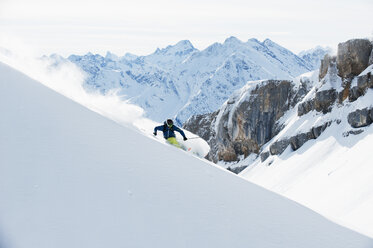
[166,119,173,127]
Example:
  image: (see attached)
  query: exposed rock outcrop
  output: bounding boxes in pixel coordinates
[315,89,338,113]
[292,77,314,104]
[183,112,218,142]
[260,151,270,162]
[269,139,290,155]
[348,108,373,128]
[311,122,332,138]
[337,39,372,79]
[298,99,315,116]
[227,165,249,174]
[266,121,332,158]
[343,129,364,137]
[319,55,336,80]
[290,132,314,151]
[298,89,337,116]
[298,54,341,116]
[303,39,373,110]
[185,80,303,162]
[349,72,373,101]
[212,80,296,162]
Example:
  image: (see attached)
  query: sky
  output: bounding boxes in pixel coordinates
[0,0,372,57]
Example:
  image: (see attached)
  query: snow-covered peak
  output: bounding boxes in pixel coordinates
[68,52,104,63]
[247,38,261,44]
[262,38,294,55]
[224,36,242,45]
[262,38,277,47]
[175,39,195,50]
[298,46,333,70]
[140,40,199,70]
[153,40,197,56]
[260,38,313,72]
[122,52,138,61]
[105,51,119,61]
[201,42,224,56]
[298,46,333,57]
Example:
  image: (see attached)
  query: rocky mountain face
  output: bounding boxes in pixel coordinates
[184,77,312,165]
[184,38,373,172]
[55,37,314,125]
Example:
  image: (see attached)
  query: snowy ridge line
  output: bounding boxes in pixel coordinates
[39,37,327,125]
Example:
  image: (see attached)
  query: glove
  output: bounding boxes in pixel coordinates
[183,137,188,141]
[153,132,157,136]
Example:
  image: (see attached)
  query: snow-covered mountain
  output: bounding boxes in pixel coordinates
[60,37,313,125]
[184,38,373,237]
[299,46,333,70]
[1,61,373,248]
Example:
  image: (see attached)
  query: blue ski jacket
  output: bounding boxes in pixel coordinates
[154,122,186,140]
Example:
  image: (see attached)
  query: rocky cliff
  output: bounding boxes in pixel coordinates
[184,77,312,164]
[184,38,373,172]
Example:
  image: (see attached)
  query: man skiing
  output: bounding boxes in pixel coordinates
[153,119,187,148]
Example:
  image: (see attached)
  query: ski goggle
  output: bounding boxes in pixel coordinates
[167,120,173,127]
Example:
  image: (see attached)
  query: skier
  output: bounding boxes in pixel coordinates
[153,119,187,148]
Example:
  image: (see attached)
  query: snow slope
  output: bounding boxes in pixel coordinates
[1,63,372,247]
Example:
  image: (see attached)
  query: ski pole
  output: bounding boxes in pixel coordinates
[187,137,200,140]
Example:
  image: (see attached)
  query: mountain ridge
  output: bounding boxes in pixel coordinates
[56,37,323,125]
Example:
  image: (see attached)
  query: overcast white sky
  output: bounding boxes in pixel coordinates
[0,0,372,56]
